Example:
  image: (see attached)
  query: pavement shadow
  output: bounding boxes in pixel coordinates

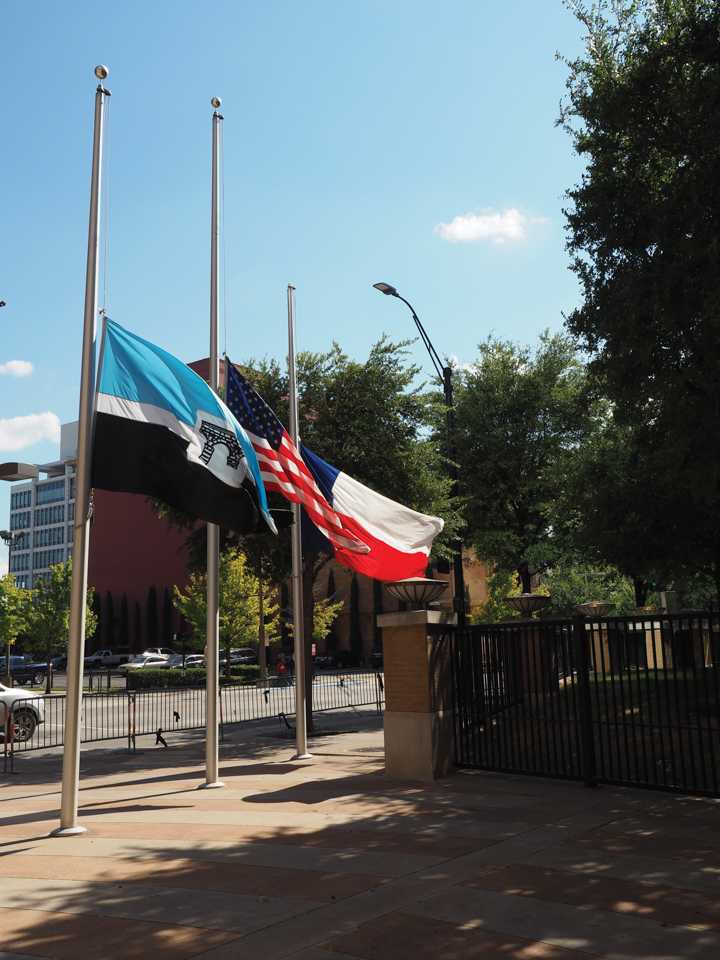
[3,724,720,960]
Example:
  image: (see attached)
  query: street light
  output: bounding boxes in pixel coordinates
[372,282,466,625]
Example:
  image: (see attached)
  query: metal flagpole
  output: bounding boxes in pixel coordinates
[203,97,224,789]
[55,66,110,836]
[287,284,311,760]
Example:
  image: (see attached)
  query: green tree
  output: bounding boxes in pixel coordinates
[0,574,30,683]
[561,0,720,593]
[312,595,344,646]
[172,547,279,673]
[26,561,97,692]
[455,333,596,593]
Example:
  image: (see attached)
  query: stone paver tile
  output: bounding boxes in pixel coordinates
[464,864,720,928]
[45,819,484,858]
[2,876,320,933]
[528,840,720,895]
[408,884,720,960]
[1,853,384,901]
[575,828,719,865]
[13,834,440,878]
[284,948,358,960]
[327,910,596,959]
[0,906,241,960]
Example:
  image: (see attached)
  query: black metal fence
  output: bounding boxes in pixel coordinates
[2,669,385,766]
[449,612,720,797]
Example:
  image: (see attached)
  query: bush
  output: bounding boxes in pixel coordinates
[127,666,259,690]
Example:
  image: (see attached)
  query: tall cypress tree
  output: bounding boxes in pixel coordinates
[104,591,115,648]
[372,578,383,654]
[162,586,174,645]
[349,574,362,663]
[133,601,142,653]
[119,594,129,649]
[146,586,158,646]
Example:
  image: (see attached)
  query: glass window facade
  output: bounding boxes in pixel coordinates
[35,505,65,526]
[10,490,32,509]
[9,553,30,572]
[33,527,65,548]
[10,511,31,530]
[36,480,65,505]
[33,548,65,570]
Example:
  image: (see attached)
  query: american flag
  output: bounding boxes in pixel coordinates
[225,361,369,554]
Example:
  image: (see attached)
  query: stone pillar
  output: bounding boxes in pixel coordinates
[377,610,456,781]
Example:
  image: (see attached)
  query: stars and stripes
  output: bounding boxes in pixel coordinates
[225,362,369,555]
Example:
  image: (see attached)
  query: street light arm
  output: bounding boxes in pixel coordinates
[393,294,445,384]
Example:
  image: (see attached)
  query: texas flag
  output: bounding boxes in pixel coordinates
[226,362,443,580]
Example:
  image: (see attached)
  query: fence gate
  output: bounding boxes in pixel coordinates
[450,613,720,797]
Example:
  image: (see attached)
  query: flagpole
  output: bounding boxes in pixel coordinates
[55,66,110,836]
[287,284,311,760]
[203,97,224,789]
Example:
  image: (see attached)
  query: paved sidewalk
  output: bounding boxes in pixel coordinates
[1,715,719,959]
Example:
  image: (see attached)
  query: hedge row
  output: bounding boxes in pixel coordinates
[127,666,260,690]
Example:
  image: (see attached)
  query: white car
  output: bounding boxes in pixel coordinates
[117,655,168,672]
[0,683,45,742]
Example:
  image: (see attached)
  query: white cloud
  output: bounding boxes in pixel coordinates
[434,207,547,245]
[0,412,61,452]
[0,360,34,377]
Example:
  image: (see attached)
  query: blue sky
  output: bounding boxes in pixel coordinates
[0,1,587,572]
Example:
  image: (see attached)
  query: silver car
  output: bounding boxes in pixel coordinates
[0,683,45,741]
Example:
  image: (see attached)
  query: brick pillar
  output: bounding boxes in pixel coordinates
[377,610,457,781]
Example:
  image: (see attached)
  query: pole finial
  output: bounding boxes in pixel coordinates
[211,96,222,109]
[94,65,109,81]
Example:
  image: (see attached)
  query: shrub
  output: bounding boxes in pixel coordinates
[127,665,259,690]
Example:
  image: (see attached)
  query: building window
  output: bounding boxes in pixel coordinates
[34,505,65,527]
[68,477,76,500]
[33,527,65,548]
[36,480,65,505]
[10,511,31,531]
[10,490,31,510]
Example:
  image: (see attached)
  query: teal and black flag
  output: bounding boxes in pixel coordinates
[92,319,276,534]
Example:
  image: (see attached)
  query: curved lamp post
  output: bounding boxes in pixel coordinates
[372,282,466,625]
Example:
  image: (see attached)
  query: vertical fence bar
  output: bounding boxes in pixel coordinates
[574,614,596,788]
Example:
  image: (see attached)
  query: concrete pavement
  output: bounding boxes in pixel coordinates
[1,713,719,959]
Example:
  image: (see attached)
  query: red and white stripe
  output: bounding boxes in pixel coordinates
[249,429,369,554]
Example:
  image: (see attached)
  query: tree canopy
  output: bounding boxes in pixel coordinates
[454,332,596,592]
[561,0,720,591]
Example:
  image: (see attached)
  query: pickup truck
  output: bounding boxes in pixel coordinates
[84,649,130,668]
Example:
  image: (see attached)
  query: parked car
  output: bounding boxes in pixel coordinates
[0,655,30,673]
[117,654,168,672]
[51,655,68,672]
[141,648,175,659]
[0,682,45,741]
[163,654,205,669]
[313,655,336,670]
[3,657,47,686]
[229,648,256,664]
[84,649,130,668]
